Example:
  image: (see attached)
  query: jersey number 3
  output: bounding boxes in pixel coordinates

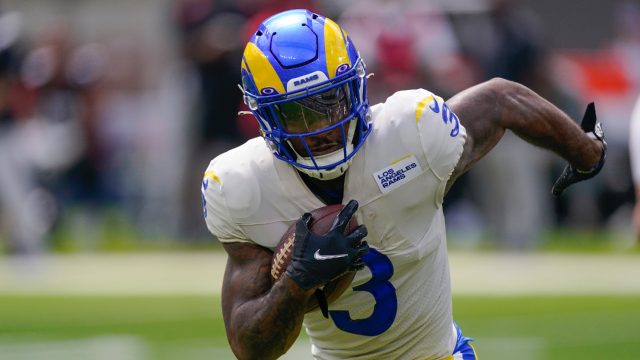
[329,249,397,336]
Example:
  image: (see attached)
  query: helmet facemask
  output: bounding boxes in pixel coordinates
[276,84,356,180]
[246,60,371,180]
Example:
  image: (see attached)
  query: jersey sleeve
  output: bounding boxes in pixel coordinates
[416,89,467,182]
[201,161,252,243]
[376,89,466,206]
[631,96,640,185]
[386,89,467,182]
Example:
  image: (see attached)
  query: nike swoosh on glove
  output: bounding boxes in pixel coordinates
[285,199,369,291]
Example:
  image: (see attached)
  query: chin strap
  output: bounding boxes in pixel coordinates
[290,118,358,180]
[314,288,329,319]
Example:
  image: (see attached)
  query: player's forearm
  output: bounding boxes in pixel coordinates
[225,277,312,360]
[496,79,602,170]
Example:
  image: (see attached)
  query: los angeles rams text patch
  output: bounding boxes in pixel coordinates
[373,154,423,194]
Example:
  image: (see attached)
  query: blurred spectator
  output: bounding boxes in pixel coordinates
[449,0,559,248]
[0,0,634,251]
[174,0,320,236]
[610,1,640,92]
[174,0,247,235]
[550,1,639,229]
[96,36,192,238]
[0,10,57,253]
[15,22,113,250]
[21,23,101,208]
[595,1,640,230]
[175,0,245,147]
[631,95,640,242]
[337,0,472,103]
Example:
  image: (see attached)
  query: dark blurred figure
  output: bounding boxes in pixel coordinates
[552,1,639,232]
[595,1,640,232]
[0,11,60,253]
[175,0,245,148]
[174,0,247,235]
[611,1,640,92]
[174,0,319,236]
[630,95,640,243]
[0,10,35,252]
[0,11,22,127]
[449,0,572,248]
[22,23,104,204]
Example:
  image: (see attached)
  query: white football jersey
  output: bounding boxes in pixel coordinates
[202,88,467,360]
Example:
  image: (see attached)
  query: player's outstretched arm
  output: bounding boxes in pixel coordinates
[445,77,605,193]
[221,242,313,360]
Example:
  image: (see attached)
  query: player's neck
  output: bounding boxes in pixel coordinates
[298,171,345,205]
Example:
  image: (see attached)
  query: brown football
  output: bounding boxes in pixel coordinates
[271,204,359,313]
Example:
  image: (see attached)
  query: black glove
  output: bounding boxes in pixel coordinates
[285,200,369,291]
[552,102,607,197]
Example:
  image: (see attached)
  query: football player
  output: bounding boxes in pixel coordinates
[201,9,606,360]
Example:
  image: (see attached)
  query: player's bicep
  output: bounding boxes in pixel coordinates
[445,81,506,193]
[221,242,273,324]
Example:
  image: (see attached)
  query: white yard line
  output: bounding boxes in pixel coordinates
[472,337,545,360]
[0,335,546,360]
[0,335,313,360]
[0,252,639,296]
[449,252,640,296]
[0,253,226,296]
[0,336,147,360]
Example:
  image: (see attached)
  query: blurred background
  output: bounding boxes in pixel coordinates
[0,0,639,359]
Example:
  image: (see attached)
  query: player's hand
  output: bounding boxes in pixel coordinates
[552,103,607,197]
[285,200,369,291]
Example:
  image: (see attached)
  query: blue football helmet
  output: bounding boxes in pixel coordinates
[240,9,372,180]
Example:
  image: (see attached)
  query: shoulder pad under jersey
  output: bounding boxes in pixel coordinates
[201,139,268,240]
[380,89,467,181]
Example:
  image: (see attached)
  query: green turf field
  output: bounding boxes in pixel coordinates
[1,295,639,359]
